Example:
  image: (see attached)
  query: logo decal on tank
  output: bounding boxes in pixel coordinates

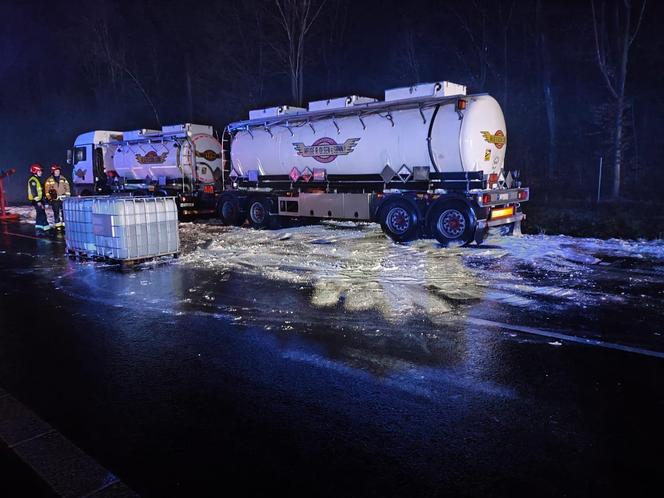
[480,130,506,149]
[292,137,360,163]
[135,151,169,164]
[196,149,221,161]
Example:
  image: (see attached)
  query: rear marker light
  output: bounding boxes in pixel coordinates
[490,206,515,220]
[517,190,528,201]
[482,194,491,205]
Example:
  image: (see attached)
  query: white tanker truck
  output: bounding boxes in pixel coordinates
[67,123,223,216]
[219,81,529,245]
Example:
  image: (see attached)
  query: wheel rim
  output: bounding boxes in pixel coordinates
[437,209,466,239]
[221,200,235,221]
[386,207,410,235]
[250,201,266,225]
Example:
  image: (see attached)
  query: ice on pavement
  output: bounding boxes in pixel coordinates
[9,203,664,331]
[178,220,664,323]
[179,221,481,323]
[8,204,56,225]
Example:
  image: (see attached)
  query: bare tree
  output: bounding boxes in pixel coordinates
[205,0,272,118]
[536,0,556,181]
[319,0,349,95]
[498,0,515,107]
[591,0,647,199]
[450,1,493,89]
[0,4,26,84]
[395,25,421,84]
[79,10,161,126]
[273,0,327,106]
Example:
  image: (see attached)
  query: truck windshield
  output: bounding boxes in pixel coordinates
[74,146,87,164]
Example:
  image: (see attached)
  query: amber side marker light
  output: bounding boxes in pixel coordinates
[490,206,515,220]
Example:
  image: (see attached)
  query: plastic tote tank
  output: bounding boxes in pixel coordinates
[63,197,96,254]
[91,197,180,260]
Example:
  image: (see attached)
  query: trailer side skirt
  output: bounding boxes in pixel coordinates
[278,193,372,221]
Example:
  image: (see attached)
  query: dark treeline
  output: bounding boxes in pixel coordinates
[0,0,661,204]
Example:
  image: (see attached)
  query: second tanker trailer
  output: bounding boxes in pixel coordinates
[219,81,529,246]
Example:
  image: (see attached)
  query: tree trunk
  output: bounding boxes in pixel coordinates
[612,95,624,199]
[185,56,193,122]
[537,0,556,181]
[611,2,632,200]
[297,43,304,106]
[543,79,557,181]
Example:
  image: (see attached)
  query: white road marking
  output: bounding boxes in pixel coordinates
[468,317,664,359]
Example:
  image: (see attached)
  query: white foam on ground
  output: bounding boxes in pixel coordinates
[178,221,664,322]
[179,222,483,323]
[6,204,56,225]
[10,204,663,327]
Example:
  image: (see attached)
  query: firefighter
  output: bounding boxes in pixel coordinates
[44,164,71,229]
[27,163,49,232]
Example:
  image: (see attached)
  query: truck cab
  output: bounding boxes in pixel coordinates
[67,124,224,217]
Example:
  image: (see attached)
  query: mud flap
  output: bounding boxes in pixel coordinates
[512,218,523,237]
[474,220,489,245]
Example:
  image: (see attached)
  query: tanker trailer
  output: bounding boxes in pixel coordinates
[220,81,529,245]
[67,123,223,217]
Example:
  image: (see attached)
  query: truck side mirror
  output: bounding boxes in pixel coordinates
[66,149,73,165]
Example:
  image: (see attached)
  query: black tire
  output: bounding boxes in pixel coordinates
[247,196,279,229]
[378,198,420,243]
[218,194,243,226]
[427,200,475,247]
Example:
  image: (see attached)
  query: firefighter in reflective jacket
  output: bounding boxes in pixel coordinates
[44,164,71,229]
[27,163,49,232]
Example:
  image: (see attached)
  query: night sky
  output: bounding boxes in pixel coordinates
[1,0,661,202]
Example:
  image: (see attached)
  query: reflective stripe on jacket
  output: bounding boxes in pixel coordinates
[44,175,71,201]
[27,175,43,201]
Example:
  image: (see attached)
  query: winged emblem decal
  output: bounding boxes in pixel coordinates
[292,137,361,163]
[480,130,506,149]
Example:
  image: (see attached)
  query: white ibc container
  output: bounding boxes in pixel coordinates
[91,197,179,260]
[63,197,96,254]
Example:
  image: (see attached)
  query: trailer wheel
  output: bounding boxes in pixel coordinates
[248,197,279,229]
[428,201,474,247]
[378,198,420,243]
[218,194,243,226]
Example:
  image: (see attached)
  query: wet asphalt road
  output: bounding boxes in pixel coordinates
[1,220,663,497]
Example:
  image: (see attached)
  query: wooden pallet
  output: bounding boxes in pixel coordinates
[66,248,179,267]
